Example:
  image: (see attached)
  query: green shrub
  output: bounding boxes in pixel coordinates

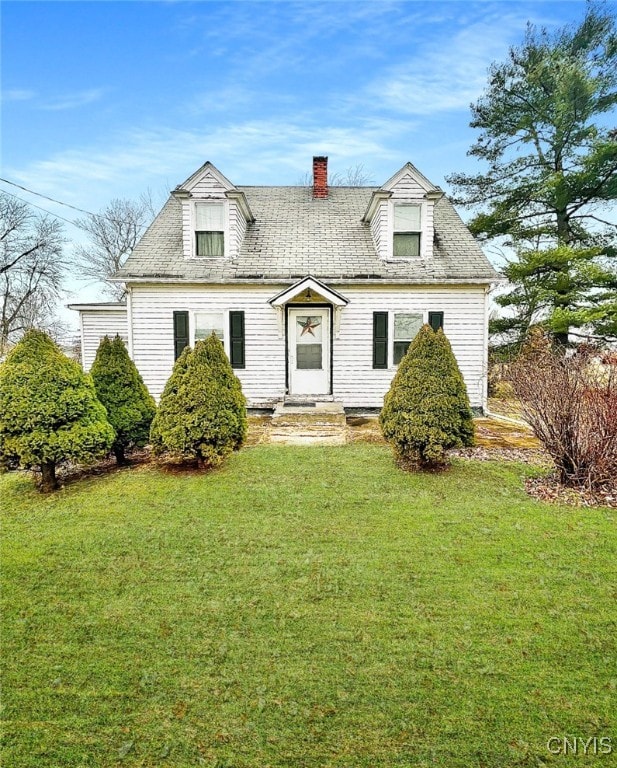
[150,333,247,467]
[0,329,115,491]
[380,325,474,468]
[90,335,156,464]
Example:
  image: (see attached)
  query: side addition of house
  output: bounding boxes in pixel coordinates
[71,156,499,412]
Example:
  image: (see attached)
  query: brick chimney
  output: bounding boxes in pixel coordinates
[313,156,328,198]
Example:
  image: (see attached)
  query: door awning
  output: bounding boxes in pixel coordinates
[268,275,349,307]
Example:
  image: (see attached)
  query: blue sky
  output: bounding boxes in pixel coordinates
[1,0,591,309]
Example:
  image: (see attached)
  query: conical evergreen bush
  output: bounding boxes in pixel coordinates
[90,335,156,464]
[380,325,474,468]
[150,333,247,467]
[0,329,115,491]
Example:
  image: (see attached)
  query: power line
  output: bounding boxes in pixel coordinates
[1,188,85,229]
[0,177,151,230]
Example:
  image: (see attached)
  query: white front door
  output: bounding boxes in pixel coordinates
[288,307,331,395]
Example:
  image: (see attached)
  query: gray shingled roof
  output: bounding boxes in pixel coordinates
[114,186,499,284]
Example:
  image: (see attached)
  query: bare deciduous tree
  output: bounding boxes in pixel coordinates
[296,163,374,187]
[0,194,67,356]
[75,194,155,301]
[509,339,617,491]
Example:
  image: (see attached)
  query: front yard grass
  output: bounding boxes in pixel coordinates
[1,444,615,767]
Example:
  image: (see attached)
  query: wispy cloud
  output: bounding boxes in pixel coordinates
[6,117,406,215]
[40,88,107,112]
[2,89,37,102]
[364,6,532,116]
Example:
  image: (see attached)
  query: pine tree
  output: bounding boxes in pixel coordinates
[0,329,115,491]
[90,335,156,464]
[380,325,474,468]
[150,334,247,467]
[448,2,617,347]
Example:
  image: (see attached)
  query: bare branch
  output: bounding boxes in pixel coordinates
[74,197,154,301]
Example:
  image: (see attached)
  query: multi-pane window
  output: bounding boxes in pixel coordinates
[195,203,224,257]
[195,312,224,342]
[393,312,423,364]
[393,204,421,258]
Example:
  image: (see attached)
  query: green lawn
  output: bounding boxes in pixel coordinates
[1,445,615,767]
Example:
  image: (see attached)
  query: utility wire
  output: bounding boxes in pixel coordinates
[0,177,151,230]
[1,188,86,229]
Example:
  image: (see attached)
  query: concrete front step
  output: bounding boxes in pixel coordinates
[270,400,347,445]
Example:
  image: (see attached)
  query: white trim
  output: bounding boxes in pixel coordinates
[67,303,127,311]
[386,201,426,261]
[389,309,425,368]
[177,161,237,193]
[482,285,490,412]
[78,311,85,368]
[126,288,134,358]
[381,162,440,194]
[191,308,230,358]
[269,276,349,307]
[362,190,391,223]
[287,306,331,396]
[226,190,254,223]
[113,276,503,286]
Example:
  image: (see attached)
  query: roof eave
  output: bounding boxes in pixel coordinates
[362,190,392,223]
[115,275,503,286]
[226,190,255,223]
[67,302,127,311]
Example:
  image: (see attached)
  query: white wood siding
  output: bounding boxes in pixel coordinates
[333,285,487,409]
[370,200,387,256]
[128,283,488,410]
[130,284,285,405]
[80,310,128,371]
[228,199,246,258]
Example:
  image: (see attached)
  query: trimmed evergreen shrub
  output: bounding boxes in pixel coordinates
[90,335,156,464]
[150,333,247,467]
[0,329,115,491]
[380,325,474,468]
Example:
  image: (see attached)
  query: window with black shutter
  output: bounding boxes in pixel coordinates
[173,311,189,360]
[229,311,245,369]
[373,312,388,369]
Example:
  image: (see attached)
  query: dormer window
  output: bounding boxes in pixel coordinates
[393,204,421,258]
[195,202,225,257]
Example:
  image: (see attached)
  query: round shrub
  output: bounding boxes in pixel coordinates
[0,329,115,491]
[90,335,156,464]
[380,325,474,468]
[150,333,247,467]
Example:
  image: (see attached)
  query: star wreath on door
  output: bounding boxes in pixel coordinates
[298,316,321,336]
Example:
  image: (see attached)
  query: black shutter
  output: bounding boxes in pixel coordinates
[428,311,444,332]
[173,311,189,360]
[229,311,245,369]
[373,312,388,369]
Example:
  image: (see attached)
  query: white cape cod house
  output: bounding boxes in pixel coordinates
[71,157,499,411]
